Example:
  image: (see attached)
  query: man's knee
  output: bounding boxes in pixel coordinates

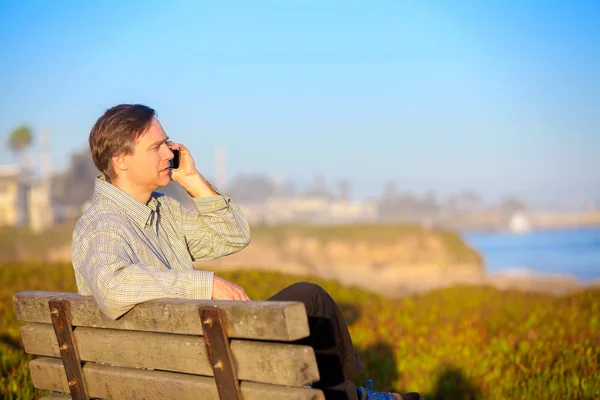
[269,281,328,303]
[287,282,327,297]
[277,282,330,307]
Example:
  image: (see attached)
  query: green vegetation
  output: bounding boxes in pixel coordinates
[2,262,598,399]
[1,262,77,399]
[6,124,33,161]
[0,221,75,263]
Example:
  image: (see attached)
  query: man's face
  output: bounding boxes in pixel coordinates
[122,118,174,193]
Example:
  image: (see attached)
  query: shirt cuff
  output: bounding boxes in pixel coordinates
[191,270,214,299]
[190,195,230,213]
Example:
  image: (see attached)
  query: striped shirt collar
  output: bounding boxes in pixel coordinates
[93,174,160,228]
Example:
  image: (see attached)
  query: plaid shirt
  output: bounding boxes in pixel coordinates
[71,174,251,319]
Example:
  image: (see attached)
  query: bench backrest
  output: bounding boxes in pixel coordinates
[14,291,325,400]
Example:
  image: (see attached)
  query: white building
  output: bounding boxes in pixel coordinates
[0,164,54,232]
[509,211,532,234]
[238,195,379,225]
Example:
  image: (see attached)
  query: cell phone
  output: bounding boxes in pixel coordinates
[169,149,180,169]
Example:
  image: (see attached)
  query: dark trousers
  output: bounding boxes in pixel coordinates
[268,282,362,400]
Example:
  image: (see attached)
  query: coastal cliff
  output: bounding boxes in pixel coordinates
[1,222,484,293]
[3,222,593,296]
[200,224,485,295]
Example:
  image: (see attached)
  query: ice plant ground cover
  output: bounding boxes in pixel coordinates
[1,262,598,399]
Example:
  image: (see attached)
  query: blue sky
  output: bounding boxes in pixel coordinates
[1,0,598,210]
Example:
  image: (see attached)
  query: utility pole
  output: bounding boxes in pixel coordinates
[214,147,227,192]
[40,127,52,183]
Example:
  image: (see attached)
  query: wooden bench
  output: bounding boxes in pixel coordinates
[13,290,325,400]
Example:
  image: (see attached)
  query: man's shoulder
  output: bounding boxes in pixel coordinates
[74,197,131,234]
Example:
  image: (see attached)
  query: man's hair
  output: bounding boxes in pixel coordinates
[89,104,156,181]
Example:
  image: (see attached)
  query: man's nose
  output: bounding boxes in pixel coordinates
[165,145,174,159]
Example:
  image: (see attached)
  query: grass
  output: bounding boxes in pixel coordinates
[2,262,599,399]
[0,220,76,263]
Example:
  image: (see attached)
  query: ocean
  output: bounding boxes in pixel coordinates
[463,227,600,281]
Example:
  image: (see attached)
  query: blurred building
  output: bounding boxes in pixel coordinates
[238,195,378,225]
[508,211,532,234]
[0,164,54,232]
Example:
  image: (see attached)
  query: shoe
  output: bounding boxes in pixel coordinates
[357,379,423,400]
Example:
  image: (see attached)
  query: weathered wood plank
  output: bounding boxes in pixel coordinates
[21,323,320,386]
[39,394,72,400]
[231,340,320,386]
[200,308,242,400]
[30,357,325,400]
[48,300,89,399]
[241,382,326,400]
[38,385,325,400]
[14,291,309,341]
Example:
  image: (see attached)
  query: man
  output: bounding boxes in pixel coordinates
[72,104,421,400]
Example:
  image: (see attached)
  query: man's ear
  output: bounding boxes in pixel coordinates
[112,153,128,172]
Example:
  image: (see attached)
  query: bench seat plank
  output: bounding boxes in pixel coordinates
[39,394,72,400]
[21,323,319,387]
[30,357,325,400]
[14,291,309,341]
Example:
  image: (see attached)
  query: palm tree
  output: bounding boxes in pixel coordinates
[6,125,33,164]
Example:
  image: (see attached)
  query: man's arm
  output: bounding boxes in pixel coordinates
[174,193,251,261]
[168,142,251,261]
[73,228,214,320]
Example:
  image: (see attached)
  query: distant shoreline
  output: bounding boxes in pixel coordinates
[463,226,600,285]
[461,224,600,235]
[205,262,600,298]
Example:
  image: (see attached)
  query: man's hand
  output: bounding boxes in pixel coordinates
[167,141,218,198]
[212,275,250,301]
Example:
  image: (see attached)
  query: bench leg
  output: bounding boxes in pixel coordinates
[199,307,242,400]
[48,300,89,400]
